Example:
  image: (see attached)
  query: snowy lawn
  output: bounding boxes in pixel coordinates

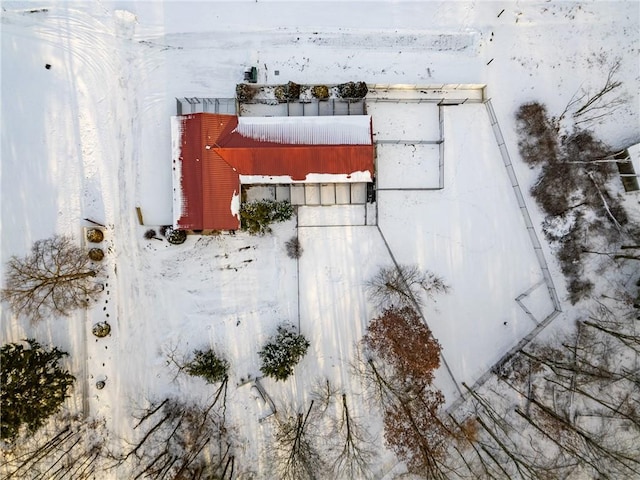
[2,1,638,478]
[376,143,441,190]
[378,103,556,397]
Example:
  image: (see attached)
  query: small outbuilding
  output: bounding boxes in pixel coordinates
[610,143,640,193]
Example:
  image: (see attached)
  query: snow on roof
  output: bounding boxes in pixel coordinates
[233,115,372,145]
[170,116,185,228]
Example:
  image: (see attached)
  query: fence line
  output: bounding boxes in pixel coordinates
[375,226,464,399]
[446,100,564,414]
[485,99,561,312]
[438,105,445,189]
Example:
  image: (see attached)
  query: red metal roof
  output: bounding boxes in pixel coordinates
[174,114,240,230]
[173,113,374,231]
[218,145,374,180]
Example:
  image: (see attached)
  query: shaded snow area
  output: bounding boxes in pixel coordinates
[1,1,638,479]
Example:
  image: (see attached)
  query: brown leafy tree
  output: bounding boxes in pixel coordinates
[362,356,450,478]
[363,306,441,383]
[361,306,451,476]
[1,235,103,321]
[384,390,448,474]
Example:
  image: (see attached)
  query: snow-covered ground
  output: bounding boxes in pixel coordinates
[1,1,638,477]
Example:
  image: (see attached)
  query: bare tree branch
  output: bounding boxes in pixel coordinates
[1,235,103,321]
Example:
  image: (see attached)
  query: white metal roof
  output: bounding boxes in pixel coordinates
[233,115,372,145]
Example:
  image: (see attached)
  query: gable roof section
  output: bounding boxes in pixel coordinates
[172,113,374,230]
[172,114,240,230]
[217,115,374,182]
[230,116,372,145]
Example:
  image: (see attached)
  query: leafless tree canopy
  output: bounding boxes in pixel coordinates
[331,393,374,479]
[563,58,626,126]
[450,297,640,480]
[0,414,106,480]
[1,235,103,321]
[366,264,450,311]
[274,401,325,480]
[114,390,234,480]
[307,379,375,479]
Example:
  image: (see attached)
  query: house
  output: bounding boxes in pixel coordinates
[171,113,375,231]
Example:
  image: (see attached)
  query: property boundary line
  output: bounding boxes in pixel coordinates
[484,99,561,313]
[515,279,547,326]
[446,100,564,414]
[367,98,446,191]
[375,226,464,399]
[438,105,445,189]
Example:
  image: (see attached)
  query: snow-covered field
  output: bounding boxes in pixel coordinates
[1,1,638,477]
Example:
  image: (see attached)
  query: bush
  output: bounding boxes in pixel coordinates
[515,102,559,167]
[567,278,594,304]
[259,325,310,381]
[337,81,368,99]
[185,349,229,384]
[285,236,303,259]
[274,85,287,103]
[530,162,580,216]
[88,248,105,261]
[236,83,258,102]
[92,321,111,338]
[311,85,329,100]
[285,81,301,100]
[162,226,187,245]
[561,130,610,165]
[86,228,104,243]
[240,199,294,235]
[274,81,301,102]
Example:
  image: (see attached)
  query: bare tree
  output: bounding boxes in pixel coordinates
[331,394,374,479]
[274,401,325,480]
[573,59,625,124]
[308,378,375,478]
[468,301,640,480]
[366,264,449,311]
[359,356,452,478]
[0,414,106,480]
[1,235,103,321]
[557,58,625,126]
[113,388,235,480]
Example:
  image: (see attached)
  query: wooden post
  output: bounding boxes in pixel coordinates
[136,207,144,225]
